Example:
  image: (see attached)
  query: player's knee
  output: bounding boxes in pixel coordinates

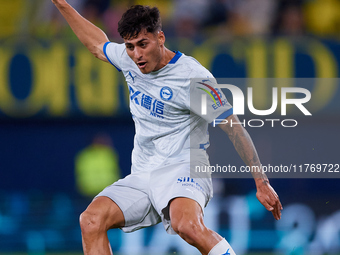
[79,209,106,236]
[80,197,124,236]
[172,218,205,245]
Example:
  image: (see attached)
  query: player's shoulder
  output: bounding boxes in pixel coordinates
[105,42,126,54]
[176,53,213,78]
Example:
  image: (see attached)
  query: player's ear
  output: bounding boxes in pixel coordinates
[157,31,165,45]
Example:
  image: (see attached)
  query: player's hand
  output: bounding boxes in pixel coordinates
[255,179,283,220]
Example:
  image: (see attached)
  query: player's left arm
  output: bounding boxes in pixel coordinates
[219,114,283,220]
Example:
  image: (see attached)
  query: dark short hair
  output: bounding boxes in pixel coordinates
[118,5,162,39]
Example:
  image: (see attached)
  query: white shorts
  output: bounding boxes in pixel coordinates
[96,161,213,234]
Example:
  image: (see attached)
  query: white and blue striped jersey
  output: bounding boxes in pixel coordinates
[103,42,233,173]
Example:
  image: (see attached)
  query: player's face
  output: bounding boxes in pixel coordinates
[124,30,165,74]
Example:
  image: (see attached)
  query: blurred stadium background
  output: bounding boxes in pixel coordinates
[0,0,340,254]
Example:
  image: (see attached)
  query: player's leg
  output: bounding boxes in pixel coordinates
[169,197,235,255]
[79,196,125,255]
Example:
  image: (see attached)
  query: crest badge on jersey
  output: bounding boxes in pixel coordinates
[160,86,173,101]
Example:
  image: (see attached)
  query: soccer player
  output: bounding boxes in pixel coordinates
[52,1,283,254]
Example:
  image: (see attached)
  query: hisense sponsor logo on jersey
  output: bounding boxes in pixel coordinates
[199,83,312,128]
[129,85,164,119]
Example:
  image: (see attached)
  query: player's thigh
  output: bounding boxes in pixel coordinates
[93,173,160,231]
[169,197,204,231]
[81,196,125,229]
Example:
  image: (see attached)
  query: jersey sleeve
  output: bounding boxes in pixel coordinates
[189,78,233,124]
[103,42,126,72]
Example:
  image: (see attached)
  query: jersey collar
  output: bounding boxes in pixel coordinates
[168,51,182,64]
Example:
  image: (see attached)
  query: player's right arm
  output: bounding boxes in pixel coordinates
[219,114,283,220]
[51,0,109,62]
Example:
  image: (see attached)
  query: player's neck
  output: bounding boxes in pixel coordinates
[155,47,176,71]
[164,47,176,63]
